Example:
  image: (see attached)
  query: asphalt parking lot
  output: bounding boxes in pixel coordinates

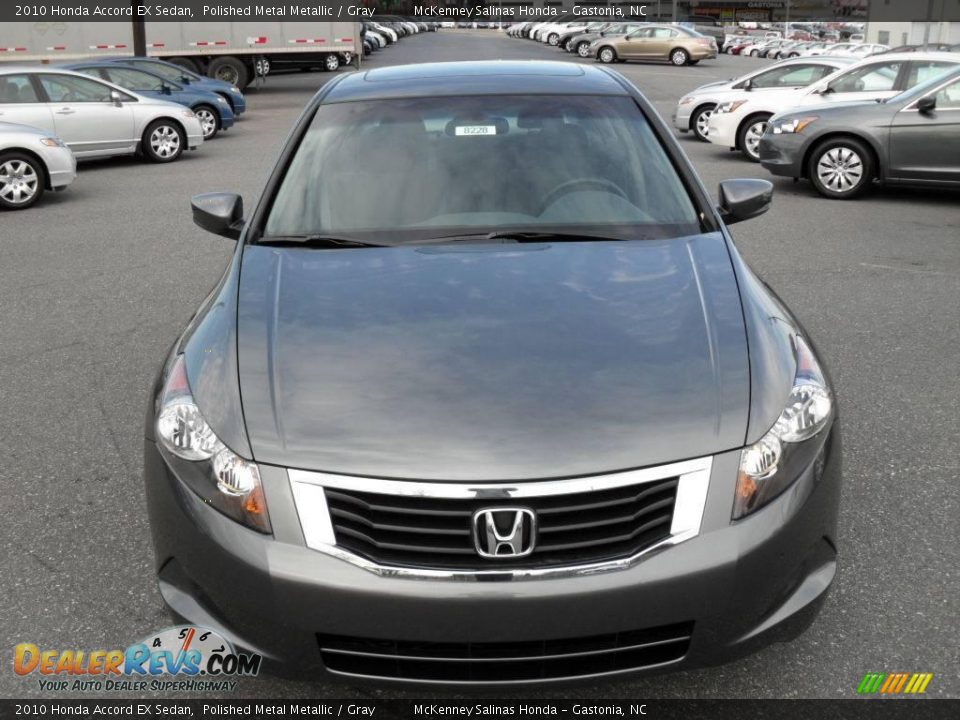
[2,29,958,700]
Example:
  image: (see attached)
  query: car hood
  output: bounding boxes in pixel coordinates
[236,234,750,481]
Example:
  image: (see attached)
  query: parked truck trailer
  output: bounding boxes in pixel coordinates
[0,21,362,88]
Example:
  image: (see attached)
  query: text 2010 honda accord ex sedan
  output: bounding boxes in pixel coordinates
[144,61,841,684]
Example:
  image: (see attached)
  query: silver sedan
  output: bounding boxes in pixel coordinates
[0,121,76,210]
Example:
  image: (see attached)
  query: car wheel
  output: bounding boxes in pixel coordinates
[324,53,340,72]
[670,48,690,66]
[142,119,185,163]
[578,42,592,58]
[808,137,874,199]
[750,49,759,57]
[736,114,772,162]
[208,56,249,90]
[598,47,616,64]
[0,152,45,210]
[548,33,560,46]
[690,104,717,142]
[193,104,219,140]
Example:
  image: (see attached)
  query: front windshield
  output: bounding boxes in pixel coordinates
[135,61,198,83]
[264,95,700,242]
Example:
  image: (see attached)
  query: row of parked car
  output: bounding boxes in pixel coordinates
[508,20,718,67]
[673,52,960,198]
[725,38,890,60]
[361,19,440,57]
[0,58,249,210]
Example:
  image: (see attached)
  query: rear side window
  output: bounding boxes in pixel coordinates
[104,67,167,92]
[0,75,39,103]
[906,61,958,88]
[934,78,960,108]
[751,64,830,88]
[828,62,901,93]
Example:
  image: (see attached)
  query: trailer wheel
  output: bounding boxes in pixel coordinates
[208,56,249,89]
[324,54,340,72]
[168,57,200,74]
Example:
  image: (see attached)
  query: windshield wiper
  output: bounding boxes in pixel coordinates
[429,230,638,243]
[258,235,392,248]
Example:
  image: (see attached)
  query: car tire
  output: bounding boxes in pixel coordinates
[577,42,592,58]
[690,104,717,142]
[0,151,45,210]
[208,56,249,90]
[168,57,200,74]
[193,104,219,140]
[548,33,560,46]
[808,137,874,199]
[750,49,759,57]
[671,48,690,66]
[598,47,617,64]
[324,54,340,72]
[564,39,575,52]
[736,113,772,162]
[142,119,185,163]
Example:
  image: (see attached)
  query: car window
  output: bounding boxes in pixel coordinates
[828,62,901,92]
[751,64,829,88]
[933,78,960,108]
[652,28,677,39]
[906,61,958,87]
[38,74,113,103]
[104,67,168,92]
[131,61,182,82]
[0,74,40,103]
[265,95,700,241]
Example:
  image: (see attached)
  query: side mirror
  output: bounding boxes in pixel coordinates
[916,96,936,114]
[110,90,123,106]
[191,192,244,240]
[743,78,753,91]
[717,179,773,225]
[161,83,172,95]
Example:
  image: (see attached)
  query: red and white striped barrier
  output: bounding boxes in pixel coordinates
[247,37,268,45]
[89,44,128,50]
[46,45,67,51]
[0,47,28,53]
[190,41,228,47]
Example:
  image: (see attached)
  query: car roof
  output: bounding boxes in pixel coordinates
[855,50,959,62]
[324,61,629,103]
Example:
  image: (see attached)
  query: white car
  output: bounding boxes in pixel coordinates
[0,66,203,163]
[673,56,857,141]
[806,42,857,57]
[845,43,890,58]
[707,51,960,161]
[0,120,76,210]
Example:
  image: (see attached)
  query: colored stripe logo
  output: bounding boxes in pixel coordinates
[857,672,933,695]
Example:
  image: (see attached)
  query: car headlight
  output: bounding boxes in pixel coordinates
[771,116,818,134]
[230,86,240,93]
[39,137,65,148]
[678,96,695,105]
[216,96,228,105]
[716,100,748,114]
[733,335,833,519]
[181,110,196,119]
[155,355,271,533]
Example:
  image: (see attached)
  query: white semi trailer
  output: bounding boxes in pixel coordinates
[0,21,362,88]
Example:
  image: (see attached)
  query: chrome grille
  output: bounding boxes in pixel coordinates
[324,477,678,570]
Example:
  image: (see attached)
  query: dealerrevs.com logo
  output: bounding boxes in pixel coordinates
[14,626,261,692]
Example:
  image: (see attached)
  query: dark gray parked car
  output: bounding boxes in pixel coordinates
[145,61,841,684]
[759,66,960,198]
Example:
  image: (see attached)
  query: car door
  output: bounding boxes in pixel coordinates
[35,73,136,157]
[0,74,55,132]
[648,28,678,59]
[618,28,651,59]
[887,76,960,183]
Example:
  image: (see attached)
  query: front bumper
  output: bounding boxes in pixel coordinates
[758,132,807,178]
[143,425,841,685]
[673,104,693,132]
[44,146,77,190]
[707,112,740,148]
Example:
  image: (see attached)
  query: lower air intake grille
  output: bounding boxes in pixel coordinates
[318,622,693,682]
[324,476,679,570]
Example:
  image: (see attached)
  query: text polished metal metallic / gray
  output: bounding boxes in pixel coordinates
[287,456,712,580]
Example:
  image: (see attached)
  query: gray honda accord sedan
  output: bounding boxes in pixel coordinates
[144,61,841,684]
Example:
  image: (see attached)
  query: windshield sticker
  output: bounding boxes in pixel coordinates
[455,125,498,136]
